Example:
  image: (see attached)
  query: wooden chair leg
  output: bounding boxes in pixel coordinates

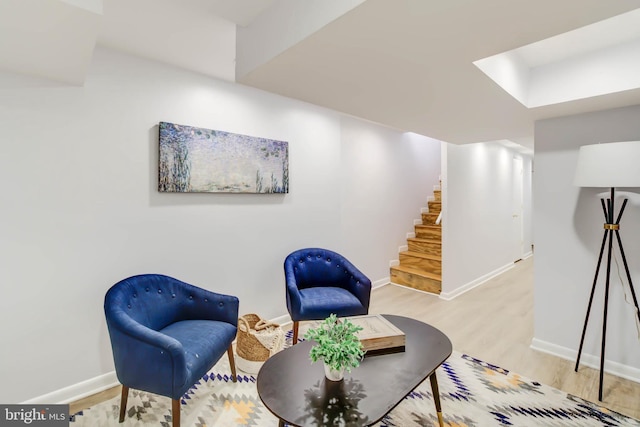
[292,321,299,345]
[119,385,129,423]
[227,344,237,382]
[429,372,444,427]
[172,399,180,427]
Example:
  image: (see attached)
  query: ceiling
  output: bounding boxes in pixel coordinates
[3,0,640,152]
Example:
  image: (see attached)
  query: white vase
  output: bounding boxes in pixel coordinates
[323,362,345,381]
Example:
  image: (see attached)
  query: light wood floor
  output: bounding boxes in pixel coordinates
[369,256,640,420]
[72,256,640,419]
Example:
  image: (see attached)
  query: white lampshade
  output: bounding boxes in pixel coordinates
[574,141,640,188]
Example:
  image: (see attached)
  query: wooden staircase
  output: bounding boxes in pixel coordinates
[390,188,442,294]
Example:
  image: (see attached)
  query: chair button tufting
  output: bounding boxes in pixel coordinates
[172,294,176,298]
[327,258,331,262]
[219,302,224,307]
[133,293,137,298]
[204,298,208,302]
[189,295,194,300]
[127,304,131,309]
[145,288,150,292]
[158,289,162,294]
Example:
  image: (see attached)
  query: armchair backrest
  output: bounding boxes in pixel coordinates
[105,274,238,332]
[284,248,361,290]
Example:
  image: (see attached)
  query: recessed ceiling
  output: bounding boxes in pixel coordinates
[237,0,640,150]
[474,8,640,108]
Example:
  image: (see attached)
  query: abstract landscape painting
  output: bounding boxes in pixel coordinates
[158,122,289,193]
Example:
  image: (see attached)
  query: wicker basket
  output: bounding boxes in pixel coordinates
[236,314,284,374]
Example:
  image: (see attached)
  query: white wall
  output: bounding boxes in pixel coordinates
[0,46,441,403]
[523,156,534,255]
[339,118,441,284]
[442,141,533,298]
[533,105,640,381]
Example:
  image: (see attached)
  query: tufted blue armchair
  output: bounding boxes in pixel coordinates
[104,274,239,427]
[285,248,372,344]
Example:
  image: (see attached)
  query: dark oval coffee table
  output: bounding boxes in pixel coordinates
[256,315,452,427]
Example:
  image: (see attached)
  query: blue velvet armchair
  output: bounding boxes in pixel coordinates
[104,274,239,427]
[285,248,372,344]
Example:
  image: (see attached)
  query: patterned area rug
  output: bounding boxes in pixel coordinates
[71,345,640,427]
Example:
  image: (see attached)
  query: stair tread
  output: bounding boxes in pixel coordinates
[408,237,441,244]
[415,224,441,229]
[391,265,441,280]
[400,251,441,261]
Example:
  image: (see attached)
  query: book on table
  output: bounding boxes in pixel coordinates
[347,314,406,354]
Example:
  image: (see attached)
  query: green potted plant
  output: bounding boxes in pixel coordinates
[304,314,366,381]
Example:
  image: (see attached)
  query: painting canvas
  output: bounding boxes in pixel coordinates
[159,122,289,193]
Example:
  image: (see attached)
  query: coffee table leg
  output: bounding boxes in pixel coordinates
[278,419,285,427]
[429,372,444,427]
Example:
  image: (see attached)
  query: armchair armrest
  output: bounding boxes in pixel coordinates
[106,309,190,397]
[342,262,372,310]
[285,267,303,319]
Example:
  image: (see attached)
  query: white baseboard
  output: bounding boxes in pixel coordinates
[387,282,440,297]
[389,259,399,267]
[530,338,640,384]
[439,262,514,301]
[22,371,119,405]
[372,277,390,289]
[398,245,408,252]
[420,207,429,214]
[406,232,415,239]
[269,313,292,326]
[523,251,533,259]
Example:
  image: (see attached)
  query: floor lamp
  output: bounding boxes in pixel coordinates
[573,140,640,401]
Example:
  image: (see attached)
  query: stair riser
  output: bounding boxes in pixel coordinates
[408,240,441,256]
[428,201,441,212]
[415,228,442,239]
[421,213,439,225]
[390,268,441,294]
[399,254,442,274]
[433,190,441,201]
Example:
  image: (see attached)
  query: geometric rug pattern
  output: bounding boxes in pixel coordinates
[71,338,640,426]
